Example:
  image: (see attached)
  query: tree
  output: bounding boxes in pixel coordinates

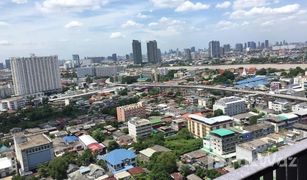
[180,164,192,177]
[86,76,93,84]
[256,68,267,75]
[79,149,94,166]
[147,170,171,180]
[214,109,224,117]
[176,128,193,140]
[48,156,69,180]
[118,88,128,96]
[97,159,108,170]
[148,152,177,174]
[38,163,49,178]
[91,129,105,142]
[107,141,119,151]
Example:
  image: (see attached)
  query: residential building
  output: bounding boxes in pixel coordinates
[265,113,299,132]
[139,145,171,162]
[203,128,237,156]
[132,40,142,64]
[10,55,61,96]
[0,153,17,178]
[236,139,271,163]
[112,53,117,61]
[209,41,220,58]
[171,118,187,131]
[76,66,95,78]
[128,118,152,141]
[235,43,243,52]
[184,48,192,60]
[95,66,124,77]
[98,149,136,173]
[0,96,25,111]
[268,99,290,112]
[187,114,234,138]
[243,123,275,139]
[5,59,11,70]
[147,40,159,64]
[116,102,146,122]
[14,133,54,174]
[213,96,246,116]
[79,135,105,154]
[72,54,80,68]
[292,102,307,112]
[223,44,231,53]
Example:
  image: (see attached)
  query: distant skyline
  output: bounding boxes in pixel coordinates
[0,0,307,60]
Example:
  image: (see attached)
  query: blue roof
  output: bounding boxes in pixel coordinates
[100,149,136,166]
[63,135,79,143]
[0,146,9,153]
[235,76,268,88]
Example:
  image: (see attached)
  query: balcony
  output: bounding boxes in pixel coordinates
[216,138,307,180]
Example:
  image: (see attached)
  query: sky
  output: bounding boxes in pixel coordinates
[0,0,307,60]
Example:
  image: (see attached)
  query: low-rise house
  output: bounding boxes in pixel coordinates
[292,102,307,112]
[243,123,275,139]
[115,135,134,146]
[264,113,299,132]
[268,99,290,112]
[98,149,136,173]
[0,153,17,178]
[79,135,105,154]
[139,145,171,162]
[68,164,107,180]
[171,118,186,131]
[236,139,272,163]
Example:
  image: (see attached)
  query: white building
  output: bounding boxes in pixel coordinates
[79,135,98,148]
[76,67,95,78]
[213,96,246,116]
[292,102,307,112]
[128,118,152,141]
[95,66,124,77]
[0,154,17,178]
[14,133,54,174]
[0,96,25,111]
[236,139,271,163]
[268,99,290,112]
[11,55,61,96]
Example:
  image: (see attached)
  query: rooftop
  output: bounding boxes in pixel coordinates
[215,96,245,105]
[211,128,235,137]
[128,119,151,126]
[14,133,52,150]
[0,157,12,170]
[189,114,232,125]
[100,149,136,166]
[244,123,274,132]
[237,139,268,150]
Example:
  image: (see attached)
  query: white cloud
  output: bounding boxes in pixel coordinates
[261,20,274,26]
[216,1,231,9]
[0,21,9,27]
[12,0,27,4]
[175,1,210,12]
[64,21,83,28]
[121,20,143,28]
[233,0,279,10]
[230,4,300,19]
[150,0,184,8]
[37,0,109,12]
[110,32,125,39]
[0,40,11,46]
[216,20,238,30]
[136,12,149,19]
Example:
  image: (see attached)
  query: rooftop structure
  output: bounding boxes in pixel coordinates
[235,76,268,89]
[211,128,235,137]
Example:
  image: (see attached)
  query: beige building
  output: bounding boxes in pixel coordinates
[116,102,146,122]
[128,118,152,141]
[187,114,234,138]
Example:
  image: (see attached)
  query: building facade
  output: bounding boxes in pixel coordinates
[128,118,152,141]
[116,102,146,122]
[147,40,159,64]
[209,41,220,58]
[0,96,25,111]
[10,55,61,96]
[213,96,246,116]
[14,133,54,174]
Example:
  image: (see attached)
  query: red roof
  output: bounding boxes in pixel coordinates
[128,167,145,176]
[87,143,104,152]
[171,172,184,180]
[182,112,203,119]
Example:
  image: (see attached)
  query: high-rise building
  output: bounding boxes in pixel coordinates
[235,43,244,52]
[208,41,220,58]
[147,40,159,64]
[247,41,257,49]
[0,63,4,70]
[128,118,152,142]
[265,40,269,48]
[223,44,231,53]
[10,55,61,96]
[112,53,117,61]
[191,46,196,52]
[184,49,192,60]
[72,54,80,68]
[132,40,142,64]
[157,48,162,63]
[5,59,11,70]
[116,102,146,122]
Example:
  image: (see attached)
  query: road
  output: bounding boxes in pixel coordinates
[126,83,307,102]
[163,63,307,70]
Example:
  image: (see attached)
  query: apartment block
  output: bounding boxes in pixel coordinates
[116,102,146,122]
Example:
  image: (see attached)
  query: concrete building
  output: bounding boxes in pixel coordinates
[203,128,237,156]
[147,40,159,64]
[209,41,220,58]
[76,66,95,78]
[78,135,105,154]
[128,118,152,141]
[139,145,170,162]
[292,102,307,112]
[116,102,146,122]
[268,99,290,112]
[132,40,142,64]
[0,153,17,178]
[235,43,243,52]
[187,114,234,138]
[236,139,271,163]
[10,55,61,96]
[72,54,80,68]
[213,96,246,116]
[243,123,275,139]
[76,66,124,78]
[0,96,25,111]
[265,113,299,132]
[14,133,54,174]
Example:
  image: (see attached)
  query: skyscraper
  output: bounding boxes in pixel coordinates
[235,43,243,52]
[72,54,80,68]
[132,40,142,64]
[223,44,231,53]
[247,41,257,49]
[112,53,117,61]
[184,49,192,60]
[11,55,61,96]
[147,40,159,64]
[265,40,269,48]
[5,59,11,70]
[209,41,221,58]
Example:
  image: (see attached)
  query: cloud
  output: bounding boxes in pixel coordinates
[216,20,238,30]
[230,4,300,19]
[37,0,109,12]
[216,1,231,9]
[65,21,83,28]
[110,32,125,39]
[233,0,279,10]
[121,20,143,28]
[12,0,27,4]
[0,40,11,46]
[136,12,149,19]
[0,21,9,27]
[175,1,210,12]
[150,0,184,8]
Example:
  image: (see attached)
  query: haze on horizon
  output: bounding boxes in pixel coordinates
[0,0,307,60]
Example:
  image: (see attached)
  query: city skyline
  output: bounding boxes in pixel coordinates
[0,0,307,60]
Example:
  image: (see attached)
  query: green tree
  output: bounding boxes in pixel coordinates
[107,141,119,151]
[256,68,267,75]
[148,152,177,174]
[86,76,93,84]
[48,156,69,179]
[91,129,105,142]
[79,149,94,166]
[180,165,191,177]
[38,163,49,178]
[213,109,224,117]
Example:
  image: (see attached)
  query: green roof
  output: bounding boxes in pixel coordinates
[149,116,162,125]
[211,128,235,137]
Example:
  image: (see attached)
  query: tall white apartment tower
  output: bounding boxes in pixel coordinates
[11,55,61,96]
